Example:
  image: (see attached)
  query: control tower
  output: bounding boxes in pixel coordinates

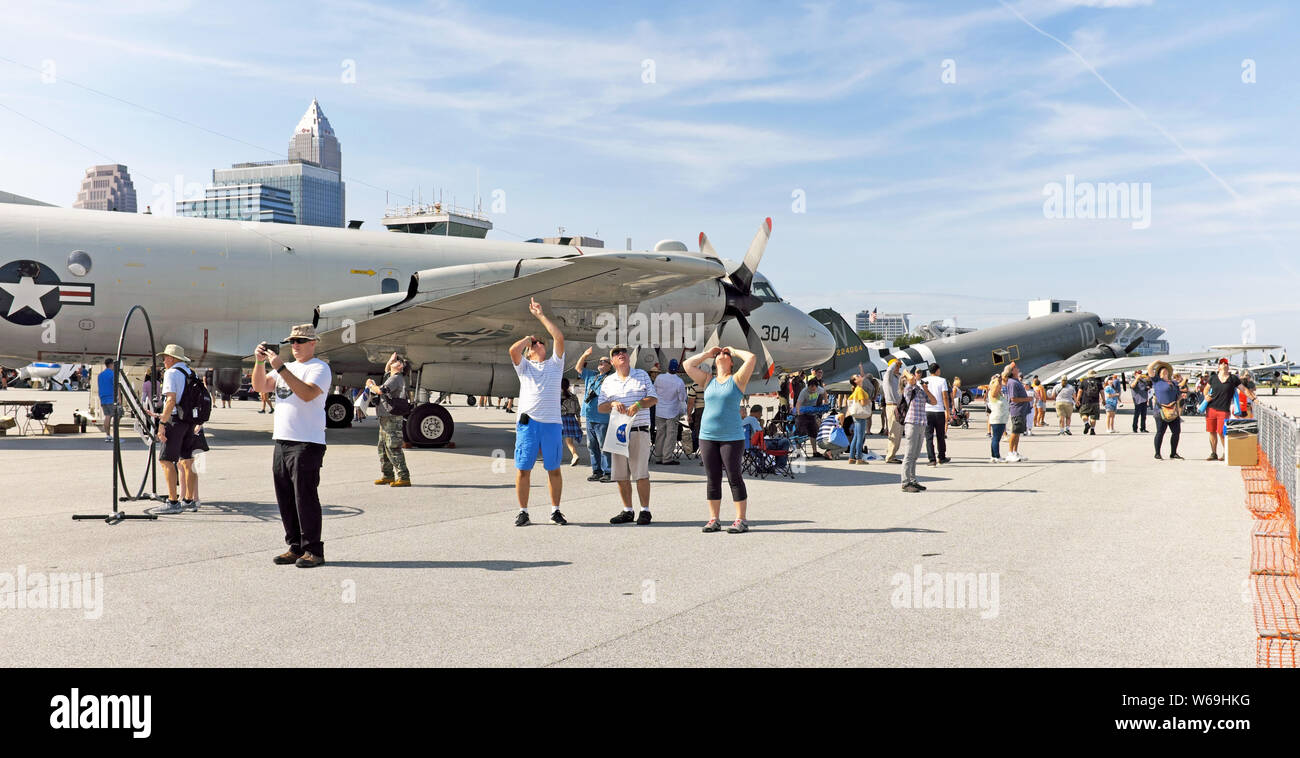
[381,202,493,238]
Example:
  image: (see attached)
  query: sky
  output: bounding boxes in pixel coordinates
[1,0,1297,353]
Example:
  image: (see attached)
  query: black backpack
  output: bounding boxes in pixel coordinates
[380,376,412,417]
[178,367,212,424]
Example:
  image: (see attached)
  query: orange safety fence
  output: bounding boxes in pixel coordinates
[1247,407,1300,667]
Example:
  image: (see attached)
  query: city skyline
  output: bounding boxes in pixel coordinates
[1,1,1297,352]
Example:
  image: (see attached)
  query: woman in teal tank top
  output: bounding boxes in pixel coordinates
[682,346,758,534]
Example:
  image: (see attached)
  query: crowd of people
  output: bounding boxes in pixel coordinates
[90,302,1270,567]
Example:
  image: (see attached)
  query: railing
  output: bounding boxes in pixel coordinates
[1248,403,1300,666]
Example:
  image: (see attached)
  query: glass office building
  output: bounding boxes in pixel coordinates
[176,184,296,223]
[213,160,344,228]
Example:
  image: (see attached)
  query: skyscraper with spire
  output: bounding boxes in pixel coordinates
[288,98,341,173]
[207,99,346,227]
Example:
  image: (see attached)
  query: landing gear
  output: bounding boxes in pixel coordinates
[405,402,454,447]
[325,393,353,429]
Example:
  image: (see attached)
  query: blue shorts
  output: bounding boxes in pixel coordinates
[515,420,563,471]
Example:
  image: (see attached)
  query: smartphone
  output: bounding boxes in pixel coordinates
[520,413,531,425]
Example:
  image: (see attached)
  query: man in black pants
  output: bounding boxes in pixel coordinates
[1130,371,1151,433]
[922,364,951,466]
[252,324,333,568]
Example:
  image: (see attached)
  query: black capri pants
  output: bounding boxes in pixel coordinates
[700,439,747,502]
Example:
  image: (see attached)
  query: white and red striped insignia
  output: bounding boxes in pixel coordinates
[58,283,95,305]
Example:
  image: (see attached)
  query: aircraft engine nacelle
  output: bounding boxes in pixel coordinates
[416,361,521,399]
[314,291,410,332]
[1062,343,1125,364]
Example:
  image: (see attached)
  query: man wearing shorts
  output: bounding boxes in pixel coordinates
[96,357,118,443]
[598,346,658,524]
[153,345,200,514]
[1205,358,1254,461]
[508,298,567,526]
[1077,370,1104,435]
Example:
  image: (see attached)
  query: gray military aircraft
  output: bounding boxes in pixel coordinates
[809,308,1230,401]
[0,199,833,444]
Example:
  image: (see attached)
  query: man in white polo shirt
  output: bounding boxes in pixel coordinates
[597,346,658,524]
[507,297,567,527]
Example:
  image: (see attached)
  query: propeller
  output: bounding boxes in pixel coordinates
[698,218,776,379]
[1123,337,1144,355]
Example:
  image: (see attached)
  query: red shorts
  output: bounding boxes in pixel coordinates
[1205,407,1229,434]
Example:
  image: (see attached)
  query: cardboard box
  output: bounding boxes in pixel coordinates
[1225,431,1258,467]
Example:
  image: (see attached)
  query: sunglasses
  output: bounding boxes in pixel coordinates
[610,349,628,357]
[288,338,313,345]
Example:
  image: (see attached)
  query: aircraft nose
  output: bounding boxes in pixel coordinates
[792,308,835,365]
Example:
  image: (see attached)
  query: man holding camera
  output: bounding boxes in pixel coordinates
[252,325,332,568]
[508,298,567,526]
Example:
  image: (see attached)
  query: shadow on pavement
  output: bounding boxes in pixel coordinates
[325,559,571,571]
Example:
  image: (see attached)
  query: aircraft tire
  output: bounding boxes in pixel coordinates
[405,402,454,447]
[325,393,353,429]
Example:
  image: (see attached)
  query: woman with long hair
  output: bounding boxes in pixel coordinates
[987,374,1009,462]
[682,345,758,533]
[845,374,871,464]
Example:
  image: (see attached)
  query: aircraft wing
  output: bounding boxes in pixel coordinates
[1036,351,1232,384]
[313,251,726,358]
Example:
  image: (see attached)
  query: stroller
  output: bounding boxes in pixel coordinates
[1182,391,1204,416]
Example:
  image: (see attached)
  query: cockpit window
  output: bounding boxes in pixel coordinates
[753,281,781,302]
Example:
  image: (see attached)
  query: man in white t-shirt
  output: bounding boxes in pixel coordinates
[597,346,658,524]
[651,359,687,464]
[923,363,952,466]
[252,324,333,568]
[508,297,567,527]
[151,345,200,514]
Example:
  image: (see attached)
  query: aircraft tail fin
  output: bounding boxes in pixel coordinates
[808,308,884,382]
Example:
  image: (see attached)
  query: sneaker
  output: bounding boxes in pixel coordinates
[902,482,923,493]
[1154,453,1163,460]
[374,478,393,485]
[155,500,184,514]
[599,474,612,483]
[939,457,952,464]
[295,552,324,568]
[1065,429,1073,435]
[702,519,722,533]
[1206,453,1219,461]
[927,461,937,467]
[886,458,902,464]
[1004,452,1020,463]
[915,482,927,490]
[587,473,602,482]
[182,498,200,512]
[636,510,653,526]
[515,510,530,527]
[1170,453,1184,460]
[726,519,749,534]
[989,457,1002,463]
[257,410,266,414]
[272,550,303,565]
[104,437,114,443]
[268,408,274,414]
[570,457,580,467]
[550,510,567,526]
[390,480,411,487]
[609,510,635,524]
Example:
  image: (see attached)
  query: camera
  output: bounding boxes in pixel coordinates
[258,341,278,356]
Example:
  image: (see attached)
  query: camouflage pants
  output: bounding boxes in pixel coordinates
[378,416,409,481]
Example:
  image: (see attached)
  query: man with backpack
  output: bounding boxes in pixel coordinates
[152,344,209,514]
[367,352,412,487]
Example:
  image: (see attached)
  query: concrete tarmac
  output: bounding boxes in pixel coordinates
[1,388,1285,667]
